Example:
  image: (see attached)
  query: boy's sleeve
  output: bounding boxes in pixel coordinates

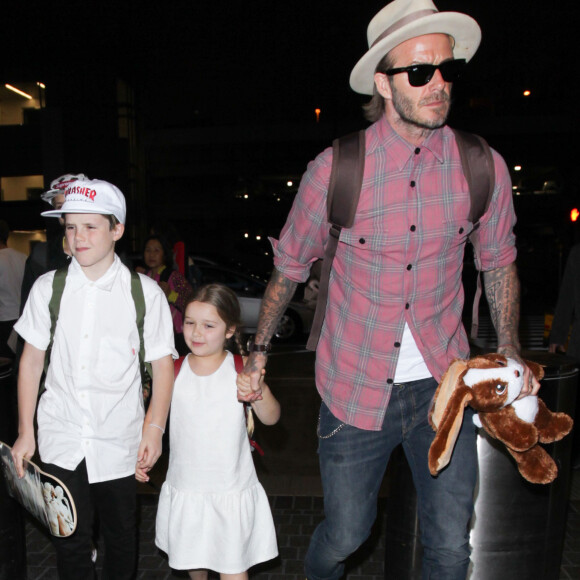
[140,275,178,362]
[13,272,55,351]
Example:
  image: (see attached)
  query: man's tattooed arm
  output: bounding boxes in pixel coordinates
[253,268,298,346]
[243,268,298,377]
[483,262,541,397]
[483,262,521,357]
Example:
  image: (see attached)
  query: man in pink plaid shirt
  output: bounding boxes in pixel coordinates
[239,1,540,578]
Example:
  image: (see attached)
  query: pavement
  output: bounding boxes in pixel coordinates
[16,348,580,579]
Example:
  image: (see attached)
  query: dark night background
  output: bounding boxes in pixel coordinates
[2,0,575,126]
[1,0,579,314]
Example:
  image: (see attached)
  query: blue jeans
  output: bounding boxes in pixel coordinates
[305,377,477,580]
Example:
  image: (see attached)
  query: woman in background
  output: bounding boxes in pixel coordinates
[142,234,192,355]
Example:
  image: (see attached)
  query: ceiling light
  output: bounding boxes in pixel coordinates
[5,84,33,99]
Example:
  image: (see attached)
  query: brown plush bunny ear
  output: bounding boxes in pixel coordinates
[524,359,545,382]
[428,385,474,476]
[429,359,469,430]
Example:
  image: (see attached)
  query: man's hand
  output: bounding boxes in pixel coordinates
[237,365,266,402]
[237,352,268,402]
[11,433,36,479]
[497,345,541,399]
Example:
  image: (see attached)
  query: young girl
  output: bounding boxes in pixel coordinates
[143,283,280,579]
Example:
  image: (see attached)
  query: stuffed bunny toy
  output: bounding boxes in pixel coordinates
[428,353,573,484]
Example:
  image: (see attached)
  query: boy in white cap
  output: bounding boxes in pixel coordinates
[12,178,177,579]
[240,1,536,578]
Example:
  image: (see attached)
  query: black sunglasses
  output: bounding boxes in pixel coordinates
[383,59,466,87]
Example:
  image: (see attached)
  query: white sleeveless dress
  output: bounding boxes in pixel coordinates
[155,352,278,572]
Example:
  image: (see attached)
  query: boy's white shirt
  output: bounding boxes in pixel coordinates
[14,255,177,483]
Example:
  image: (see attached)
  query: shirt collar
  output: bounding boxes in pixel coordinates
[371,116,446,171]
[66,254,122,292]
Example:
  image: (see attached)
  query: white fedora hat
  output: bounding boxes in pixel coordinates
[350,0,481,95]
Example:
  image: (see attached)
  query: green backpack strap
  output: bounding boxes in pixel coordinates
[40,264,70,396]
[130,271,153,388]
[41,265,151,398]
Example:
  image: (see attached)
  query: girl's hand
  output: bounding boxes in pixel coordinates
[135,465,150,483]
[237,369,265,402]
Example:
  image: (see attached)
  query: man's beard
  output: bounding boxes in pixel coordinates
[391,83,451,130]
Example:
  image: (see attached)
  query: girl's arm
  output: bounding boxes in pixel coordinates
[251,378,281,426]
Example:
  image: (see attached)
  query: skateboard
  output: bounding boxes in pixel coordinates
[0,441,77,537]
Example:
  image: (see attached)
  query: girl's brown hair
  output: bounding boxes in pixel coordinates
[185,283,255,434]
[185,283,245,355]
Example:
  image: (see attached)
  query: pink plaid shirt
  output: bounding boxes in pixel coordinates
[272,117,517,430]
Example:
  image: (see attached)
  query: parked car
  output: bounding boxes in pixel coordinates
[196,264,314,342]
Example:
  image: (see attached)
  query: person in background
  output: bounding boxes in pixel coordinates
[0,220,27,359]
[549,242,580,468]
[142,234,193,355]
[20,173,90,307]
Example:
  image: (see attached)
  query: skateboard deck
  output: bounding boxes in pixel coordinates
[0,441,77,537]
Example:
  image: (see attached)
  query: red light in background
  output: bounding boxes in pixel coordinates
[571,208,579,222]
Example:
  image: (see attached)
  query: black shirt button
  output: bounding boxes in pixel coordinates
[406,264,412,271]
[359,238,366,244]
[405,303,410,309]
[410,180,416,187]
[414,147,420,155]
[459,227,464,234]
[387,378,394,385]
[394,342,401,348]
[410,225,416,232]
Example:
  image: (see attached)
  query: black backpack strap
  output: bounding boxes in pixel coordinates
[306,130,366,351]
[452,128,495,340]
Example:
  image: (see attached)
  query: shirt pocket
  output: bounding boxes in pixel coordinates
[339,227,389,254]
[440,218,474,251]
[95,337,139,387]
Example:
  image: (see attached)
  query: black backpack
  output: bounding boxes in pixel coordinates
[306,128,495,351]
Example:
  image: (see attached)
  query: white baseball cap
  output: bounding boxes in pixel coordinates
[40,173,89,204]
[41,179,127,224]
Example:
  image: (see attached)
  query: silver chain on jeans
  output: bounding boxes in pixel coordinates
[317,414,346,439]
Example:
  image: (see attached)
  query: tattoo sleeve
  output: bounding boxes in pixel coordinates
[483,262,521,355]
[255,268,299,345]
